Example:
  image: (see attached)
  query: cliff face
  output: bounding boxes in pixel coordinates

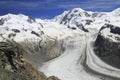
[0,38,59,80]
[94,24,120,69]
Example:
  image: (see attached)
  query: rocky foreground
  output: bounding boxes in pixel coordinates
[0,37,59,80]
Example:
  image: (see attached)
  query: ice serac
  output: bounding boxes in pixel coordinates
[94,24,120,68]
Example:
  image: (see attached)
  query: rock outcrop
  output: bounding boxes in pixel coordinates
[94,24,120,69]
[0,37,60,80]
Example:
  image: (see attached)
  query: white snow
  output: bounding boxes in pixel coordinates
[0,14,43,42]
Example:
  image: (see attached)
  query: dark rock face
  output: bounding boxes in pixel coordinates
[81,26,89,32]
[100,24,120,35]
[85,19,93,25]
[0,18,5,25]
[8,33,16,38]
[94,24,120,69]
[91,12,107,18]
[76,23,89,32]
[12,29,20,33]
[31,31,40,37]
[68,26,76,30]
[27,16,36,23]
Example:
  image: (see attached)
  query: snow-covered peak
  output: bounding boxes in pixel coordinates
[0,14,39,29]
[53,8,114,32]
[53,8,92,32]
[0,13,29,21]
[0,14,44,42]
[53,10,69,23]
[54,8,90,23]
[53,8,120,32]
[70,8,84,12]
[111,8,120,16]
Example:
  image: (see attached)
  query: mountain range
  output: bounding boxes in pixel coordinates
[0,8,120,80]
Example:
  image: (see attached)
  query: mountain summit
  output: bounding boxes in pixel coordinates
[54,8,120,32]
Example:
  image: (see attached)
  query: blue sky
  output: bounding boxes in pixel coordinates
[0,0,120,19]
